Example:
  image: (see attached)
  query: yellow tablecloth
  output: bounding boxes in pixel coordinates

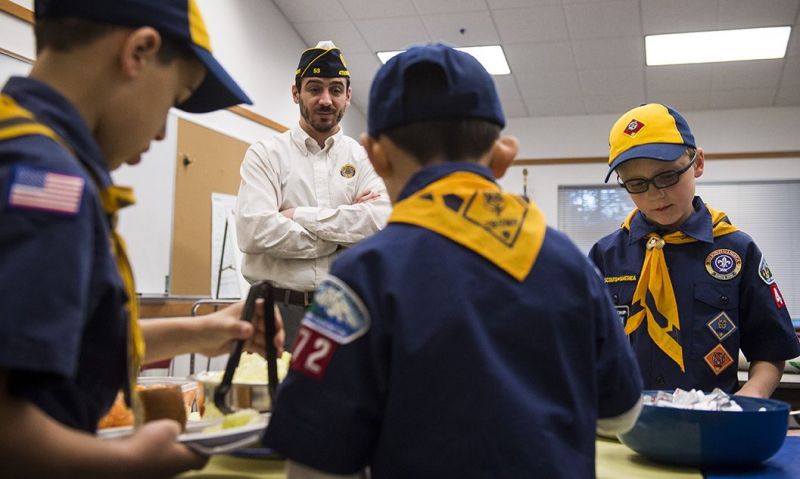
[177,456,286,479]
[596,437,703,479]
[176,439,703,478]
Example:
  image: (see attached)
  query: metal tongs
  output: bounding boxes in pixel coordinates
[213,280,279,414]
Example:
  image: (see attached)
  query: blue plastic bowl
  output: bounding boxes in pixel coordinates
[618,391,790,467]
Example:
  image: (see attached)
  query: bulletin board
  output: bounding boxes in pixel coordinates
[170,118,249,295]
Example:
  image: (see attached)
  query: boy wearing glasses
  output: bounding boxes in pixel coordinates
[589,103,800,398]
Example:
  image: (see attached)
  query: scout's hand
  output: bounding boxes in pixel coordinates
[354,190,380,204]
[117,420,207,478]
[192,300,284,358]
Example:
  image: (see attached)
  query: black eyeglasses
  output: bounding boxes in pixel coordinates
[617,150,697,194]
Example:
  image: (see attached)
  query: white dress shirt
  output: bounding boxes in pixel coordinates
[235,126,390,291]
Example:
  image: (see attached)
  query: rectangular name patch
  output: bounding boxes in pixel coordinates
[8,166,84,215]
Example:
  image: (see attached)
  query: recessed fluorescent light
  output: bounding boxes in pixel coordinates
[377,45,511,75]
[645,26,791,66]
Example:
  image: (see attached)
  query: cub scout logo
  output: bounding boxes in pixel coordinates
[758,255,775,285]
[704,249,742,280]
[704,344,734,375]
[463,192,527,247]
[340,163,356,178]
[624,119,645,136]
[706,312,736,341]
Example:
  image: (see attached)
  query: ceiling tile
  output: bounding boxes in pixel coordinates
[579,67,645,96]
[493,6,570,44]
[422,11,501,46]
[355,17,430,51]
[786,29,800,57]
[339,0,418,20]
[493,75,523,101]
[644,90,713,112]
[711,60,784,90]
[348,80,372,111]
[504,42,576,74]
[646,64,715,93]
[293,20,372,54]
[717,0,799,29]
[572,37,644,70]
[501,98,530,118]
[273,0,349,22]
[776,85,800,105]
[342,52,383,82]
[641,0,719,34]
[584,94,647,115]
[516,70,583,98]
[710,88,777,109]
[523,95,586,117]
[564,0,641,40]
[488,0,560,8]
[781,56,800,87]
[412,0,487,14]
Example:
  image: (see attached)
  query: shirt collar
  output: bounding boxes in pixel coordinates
[292,124,343,154]
[628,196,713,244]
[397,162,495,202]
[2,76,112,188]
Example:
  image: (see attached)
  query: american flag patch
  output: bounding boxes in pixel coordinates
[8,166,84,215]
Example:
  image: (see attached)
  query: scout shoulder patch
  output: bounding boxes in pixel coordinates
[758,255,775,285]
[704,344,734,375]
[706,311,737,341]
[704,249,742,280]
[770,283,786,309]
[301,275,370,345]
[6,165,84,216]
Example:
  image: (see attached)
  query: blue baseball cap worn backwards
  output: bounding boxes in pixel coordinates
[35,0,252,113]
[367,43,505,137]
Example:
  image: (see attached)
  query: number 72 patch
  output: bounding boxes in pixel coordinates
[290,275,370,380]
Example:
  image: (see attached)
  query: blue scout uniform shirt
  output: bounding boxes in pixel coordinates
[0,76,128,431]
[589,196,800,392]
[265,162,642,478]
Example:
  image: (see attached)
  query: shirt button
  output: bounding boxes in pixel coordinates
[655,375,665,386]
[721,295,729,305]
[612,294,619,304]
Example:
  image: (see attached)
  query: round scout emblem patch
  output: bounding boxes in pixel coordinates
[704,249,742,280]
[340,163,356,178]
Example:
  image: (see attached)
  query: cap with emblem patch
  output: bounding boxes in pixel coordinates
[295,40,350,80]
[34,0,252,113]
[605,103,696,182]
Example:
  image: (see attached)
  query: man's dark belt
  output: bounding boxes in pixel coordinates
[273,287,315,306]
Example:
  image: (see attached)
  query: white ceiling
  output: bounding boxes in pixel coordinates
[273,0,800,119]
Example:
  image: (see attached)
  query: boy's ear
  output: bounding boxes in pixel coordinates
[693,147,705,178]
[119,27,161,78]
[360,133,391,178]
[488,135,519,179]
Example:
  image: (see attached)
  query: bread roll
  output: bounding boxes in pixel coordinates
[135,384,187,431]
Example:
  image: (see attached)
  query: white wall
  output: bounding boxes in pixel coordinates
[499,107,800,225]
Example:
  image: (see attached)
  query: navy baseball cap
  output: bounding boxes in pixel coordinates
[367,43,505,137]
[35,0,252,113]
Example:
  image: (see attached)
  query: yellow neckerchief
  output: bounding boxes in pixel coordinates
[388,170,546,281]
[0,94,145,401]
[621,206,738,371]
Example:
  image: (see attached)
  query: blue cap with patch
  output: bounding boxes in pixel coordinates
[35,0,252,113]
[367,43,505,137]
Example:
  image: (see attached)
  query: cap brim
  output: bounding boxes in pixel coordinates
[177,45,252,113]
[604,143,688,182]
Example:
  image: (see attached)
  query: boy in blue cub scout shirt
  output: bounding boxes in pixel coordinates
[0,1,282,478]
[265,43,643,479]
[589,103,800,397]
